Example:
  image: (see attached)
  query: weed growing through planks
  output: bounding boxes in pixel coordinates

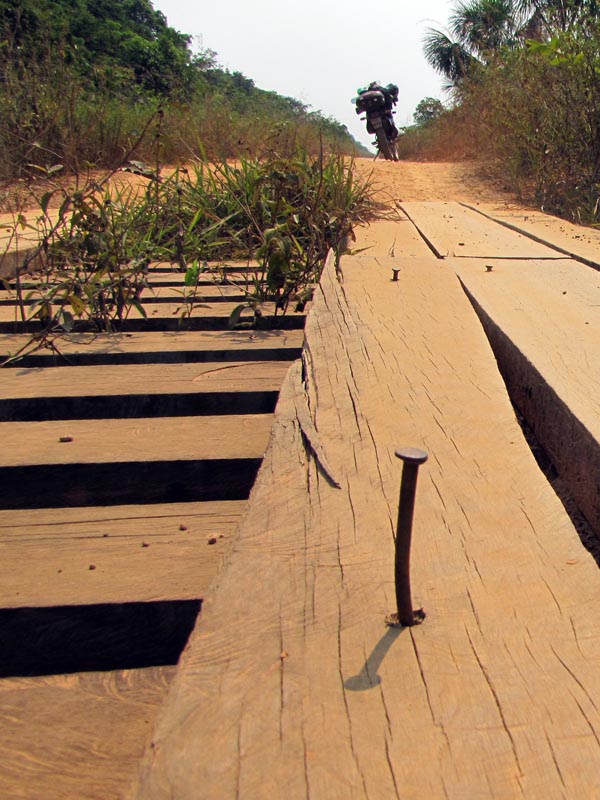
[1,132,379,364]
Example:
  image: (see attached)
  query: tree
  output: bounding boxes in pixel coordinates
[413,97,445,126]
[424,0,524,86]
[423,0,600,88]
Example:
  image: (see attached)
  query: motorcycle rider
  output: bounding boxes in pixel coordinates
[356,81,399,140]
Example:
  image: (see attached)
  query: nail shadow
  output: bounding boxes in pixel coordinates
[344,625,404,692]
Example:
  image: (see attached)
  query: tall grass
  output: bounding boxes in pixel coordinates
[1,143,380,361]
[0,63,362,186]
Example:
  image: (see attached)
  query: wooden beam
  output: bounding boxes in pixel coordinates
[400,201,570,259]
[0,500,245,607]
[461,202,600,269]
[133,251,600,798]
[0,361,292,420]
[0,302,306,333]
[453,254,600,539]
[0,330,305,367]
[0,414,272,507]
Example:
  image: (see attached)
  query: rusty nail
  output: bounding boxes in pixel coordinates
[386,447,428,628]
[391,268,400,281]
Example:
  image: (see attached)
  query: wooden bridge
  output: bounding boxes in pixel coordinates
[4,201,600,797]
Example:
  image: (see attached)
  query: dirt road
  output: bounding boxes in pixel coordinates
[350,158,524,258]
[353,157,516,204]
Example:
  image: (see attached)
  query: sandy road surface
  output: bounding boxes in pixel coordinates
[350,158,525,258]
[353,157,518,205]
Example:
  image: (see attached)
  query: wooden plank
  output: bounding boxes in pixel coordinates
[400,200,569,259]
[462,201,600,269]
[451,254,600,537]
[0,414,270,508]
[0,500,245,607]
[0,361,291,399]
[351,215,434,259]
[0,329,305,366]
[0,301,306,332]
[2,271,256,289]
[0,285,248,305]
[0,666,176,800]
[0,361,291,419]
[134,251,600,798]
[0,209,63,278]
[0,414,272,466]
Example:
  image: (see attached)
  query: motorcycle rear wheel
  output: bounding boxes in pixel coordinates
[375,128,396,161]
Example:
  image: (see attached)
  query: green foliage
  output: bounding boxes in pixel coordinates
[2,145,379,361]
[418,0,600,222]
[0,0,364,182]
[413,98,446,126]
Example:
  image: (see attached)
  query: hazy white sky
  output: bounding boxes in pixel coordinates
[154,0,454,149]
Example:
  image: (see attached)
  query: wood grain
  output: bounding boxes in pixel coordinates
[0,329,305,366]
[0,500,245,606]
[0,414,273,466]
[0,301,306,332]
[400,200,568,259]
[462,202,600,267]
[133,248,600,798]
[453,254,600,540]
[0,361,292,400]
[0,667,176,800]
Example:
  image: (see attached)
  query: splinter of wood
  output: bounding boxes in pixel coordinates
[391,268,401,282]
[388,447,428,627]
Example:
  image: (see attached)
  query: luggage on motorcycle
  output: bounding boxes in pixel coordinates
[355,89,386,113]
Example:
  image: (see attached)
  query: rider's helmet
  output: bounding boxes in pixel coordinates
[386,83,399,101]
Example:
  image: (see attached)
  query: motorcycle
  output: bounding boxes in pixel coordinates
[353,87,398,161]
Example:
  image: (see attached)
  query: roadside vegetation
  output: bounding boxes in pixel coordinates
[0,0,377,363]
[3,141,377,350]
[403,0,600,224]
[0,0,366,186]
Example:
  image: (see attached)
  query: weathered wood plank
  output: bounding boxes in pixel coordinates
[400,200,569,259]
[0,286,248,305]
[0,415,270,507]
[0,666,176,800]
[0,361,291,400]
[2,271,256,290]
[0,329,304,366]
[0,414,272,466]
[462,201,600,268]
[0,361,291,419]
[452,254,600,539]
[0,500,245,607]
[133,250,600,799]
[351,214,434,259]
[0,301,306,332]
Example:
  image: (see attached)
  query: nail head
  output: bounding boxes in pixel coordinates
[395,447,428,465]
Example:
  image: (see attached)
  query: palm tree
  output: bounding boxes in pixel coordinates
[424,0,600,87]
[515,0,599,33]
[424,0,523,86]
[451,0,522,50]
[422,30,477,86]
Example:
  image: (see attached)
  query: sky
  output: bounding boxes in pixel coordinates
[153,0,454,150]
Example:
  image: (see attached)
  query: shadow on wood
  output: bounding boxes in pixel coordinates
[0,600,200,677]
